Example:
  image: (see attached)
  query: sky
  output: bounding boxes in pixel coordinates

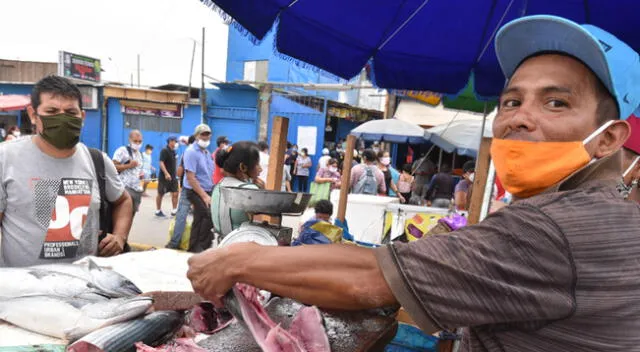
[0,0,229,87]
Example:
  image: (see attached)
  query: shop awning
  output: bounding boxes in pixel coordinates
[0,95,30,112]
[393,99,496,128]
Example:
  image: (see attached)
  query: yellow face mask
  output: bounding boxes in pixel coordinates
[490,120,613,199]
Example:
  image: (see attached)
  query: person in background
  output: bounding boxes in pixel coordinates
[258,141,270,184]
[318,148,331,169]
[377,151,404,203]
[285,143,299,176]
[397,164,414,203]
[454,160,475,211]
[350,149,386,195]
[156,136,180,217]
[211,142,263,238]
[113,130,144,218]
[166,135,195,249]
[212,136,230,186]
[315,158,341,190]
[352,149,362,167]
[0,75,132,267]
[141,144,155,197]
[293,200,339,246]
[183,124,215,253]
[425,164,454,209]
[4,126,20,141]
[294,148,312,193]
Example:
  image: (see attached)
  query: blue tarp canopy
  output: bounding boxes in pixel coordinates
[350,118,426,144]
[201,0,640,98]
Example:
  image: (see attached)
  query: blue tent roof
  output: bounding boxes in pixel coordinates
[201,0,640,99]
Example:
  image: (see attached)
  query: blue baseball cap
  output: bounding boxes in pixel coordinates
[495,15,640,120]
[167,135,178,143]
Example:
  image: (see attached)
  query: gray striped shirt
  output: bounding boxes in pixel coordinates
[376,153,640,351]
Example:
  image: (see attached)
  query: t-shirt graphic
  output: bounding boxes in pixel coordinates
[38,178,92,259]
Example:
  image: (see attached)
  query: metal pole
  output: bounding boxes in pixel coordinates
[187,40,196,99]
[137,54,140,87]
[200,27,207,123]
[437,148,443,170]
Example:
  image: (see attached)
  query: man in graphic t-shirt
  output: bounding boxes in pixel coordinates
[0,76,132,267]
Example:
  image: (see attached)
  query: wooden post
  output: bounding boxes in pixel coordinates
[266,116,289,192]
[337,135,356,222]
[258,84,273,141]
[467,137,492,225]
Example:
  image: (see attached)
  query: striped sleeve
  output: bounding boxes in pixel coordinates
[374,204,576,332]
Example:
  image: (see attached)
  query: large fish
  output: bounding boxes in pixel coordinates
[32,258,141,298]
[0,295,152,341]
[67,311,185,352]
[0,268,108,301]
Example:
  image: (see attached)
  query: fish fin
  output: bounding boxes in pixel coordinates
[87,258,103,272]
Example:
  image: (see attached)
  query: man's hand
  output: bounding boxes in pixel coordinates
[129,160,140,168]
[99,233,126,257]
[187,244,247,306]
[164,172,172,181]
[201,193,212,208]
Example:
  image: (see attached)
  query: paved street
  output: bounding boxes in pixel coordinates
[128,189,188,248]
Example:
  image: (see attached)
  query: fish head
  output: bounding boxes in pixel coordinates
[87,259,142,297]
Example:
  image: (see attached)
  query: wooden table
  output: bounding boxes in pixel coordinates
[198,297,398,352]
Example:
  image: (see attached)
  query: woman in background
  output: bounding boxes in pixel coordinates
[294,148,312,193]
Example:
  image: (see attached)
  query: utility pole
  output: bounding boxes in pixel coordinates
[200,27,207,123]
[187,39,196,101]
[137,54,140,87]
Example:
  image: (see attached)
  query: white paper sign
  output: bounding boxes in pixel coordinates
[297,126,317,155]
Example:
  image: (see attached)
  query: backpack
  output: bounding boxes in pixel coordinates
[88,147,130,252]
[353,166,378,195]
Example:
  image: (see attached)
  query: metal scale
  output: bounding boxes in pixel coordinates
[218,187,312,248]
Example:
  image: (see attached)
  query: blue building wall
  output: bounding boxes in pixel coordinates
[206,87,259,147]
[269,95,325,189]
[226,26,343,101]
[0,83,102,149]
[106,99,202,173]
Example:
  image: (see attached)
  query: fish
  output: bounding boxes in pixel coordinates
[67,311,185,352]
[233,284,331,352]
[0,295,152,341]
[0,268,107,301]
[32,258,141,298]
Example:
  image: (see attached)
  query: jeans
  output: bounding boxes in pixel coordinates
[186,189,214,253]
[295,175,309,193]
[167,190,190,248]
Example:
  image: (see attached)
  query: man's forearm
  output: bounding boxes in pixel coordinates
[228,243,397,310]
[111,192,133,240]
[160,161,169,175]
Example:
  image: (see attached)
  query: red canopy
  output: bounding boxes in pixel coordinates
[0,95,30,112]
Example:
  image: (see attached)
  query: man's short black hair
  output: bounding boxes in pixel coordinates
[463,160,475,173]
[258,141,269,152]
[362,149,377,162]
[31,75,83,111]
[216,136,230,147]
[314,200,333,215]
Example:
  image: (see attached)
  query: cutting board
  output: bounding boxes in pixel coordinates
[198,297,398,352]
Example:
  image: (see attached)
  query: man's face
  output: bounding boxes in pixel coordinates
[168,140,177,149]
[28,93,85,134]
[199,132,211,142]
[130,133,142,146]
[493,54,601,149]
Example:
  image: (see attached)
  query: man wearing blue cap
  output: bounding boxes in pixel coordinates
[155,136,179,217]
[187,16,640,350]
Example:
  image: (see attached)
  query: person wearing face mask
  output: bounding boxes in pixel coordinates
[113,130,145,217]
[210,141,263,239]
[187,16,640,350]
[294,147,312,193]
[183,124,215,253]
[0,76,132,267]
[377,151,404,203]
[618,113,640,202]
[314,158,341,190]
[141,144,155,197]
[454,160,475,211]
[4,125,21,141]
[155,136,180,217]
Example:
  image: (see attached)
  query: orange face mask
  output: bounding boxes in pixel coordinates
[490,121,613,199]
